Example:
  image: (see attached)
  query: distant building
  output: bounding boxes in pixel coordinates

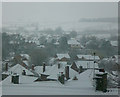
[110,41,118,48]
[67,38,82,49]
[37,44,45,48]
[2,64,34,80]
[111,55,120,64]
[54,41,60,46]
[12,54,30,68]
[74,61,99,69]
[71,60,99,73]
[76,54,100,61]
[54,53,70,62]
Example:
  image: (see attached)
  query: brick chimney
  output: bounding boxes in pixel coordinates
[58,63,60,69]
[43,63,46,72]
[5,63,8,71]
[79,66,83,73]
[65,66,69,80]
[22,70,26,75]
[32,64,35,71]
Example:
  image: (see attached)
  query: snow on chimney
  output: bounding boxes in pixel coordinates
[65,66,69,80]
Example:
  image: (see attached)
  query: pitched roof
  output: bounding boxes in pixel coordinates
[34,66,52,75]
[68,39,80,45]
[112,55,120,64]
[77,55,100,60]
[47,64,78,80]
[20,54,30,60]
[23,61,29,66]
[65,70,93,88]
[2,64,34,76]
[75,61,99,69]
[56,54,70,60]
[34,62,78,80]
[2,75,37,84]
[110,41,118,47]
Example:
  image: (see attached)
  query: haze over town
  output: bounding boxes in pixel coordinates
[1,2,119,95]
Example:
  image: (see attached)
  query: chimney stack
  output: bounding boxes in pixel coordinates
[43,63,46,72]
[65,66,69,80]
[22,70,26,75]
[32,64,35,71]
[5,63,8,71]
[79,66,83,73]
[58,63,60,69]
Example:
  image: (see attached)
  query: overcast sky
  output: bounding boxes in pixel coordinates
[2,2,118,23]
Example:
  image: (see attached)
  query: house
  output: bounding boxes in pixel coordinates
[67,38,82,49]
[20,54,30,61]
[111,55,120,64]
[71,61,99,72]
[2,74,37,85]
[34,62,78,81]
[2,64,34,80]
[54,53,70,62]
[110,41,118,47]
[76,54,100,61]
[37,44,45,48]
[2,68,118,95]
[12,54,30,68]
[75,61,99,69]
[54,41,59,46]
[47,62,78,80]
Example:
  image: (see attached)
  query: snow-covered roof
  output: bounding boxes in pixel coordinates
[58,62,67,65]
[49,58,56,64]
[77,55,100,60]
[35,62,78,80]
[54,42,59,45]
[68,39,80,45]
[1,70,118,95]
[47,64,78,80]
[34,66,52,75]
[20,54,30,60]
[35,40,40,45]
[2,64,34,76]
[111,71,118,76]
[110,41,118,47]
[75,61,99,69]
[65,70,93,89]
[9,41,14,44]
[2,75,37,85]
[56,54,70,60]
[112,55,120,63]
[23,61,29,66]
[37,45,45,48]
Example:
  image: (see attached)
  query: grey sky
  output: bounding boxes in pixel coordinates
[3,2,118,23]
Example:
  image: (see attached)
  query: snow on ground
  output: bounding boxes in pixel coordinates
[1,70,118,95]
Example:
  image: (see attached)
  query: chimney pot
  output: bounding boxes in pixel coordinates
[43,63,46,72]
